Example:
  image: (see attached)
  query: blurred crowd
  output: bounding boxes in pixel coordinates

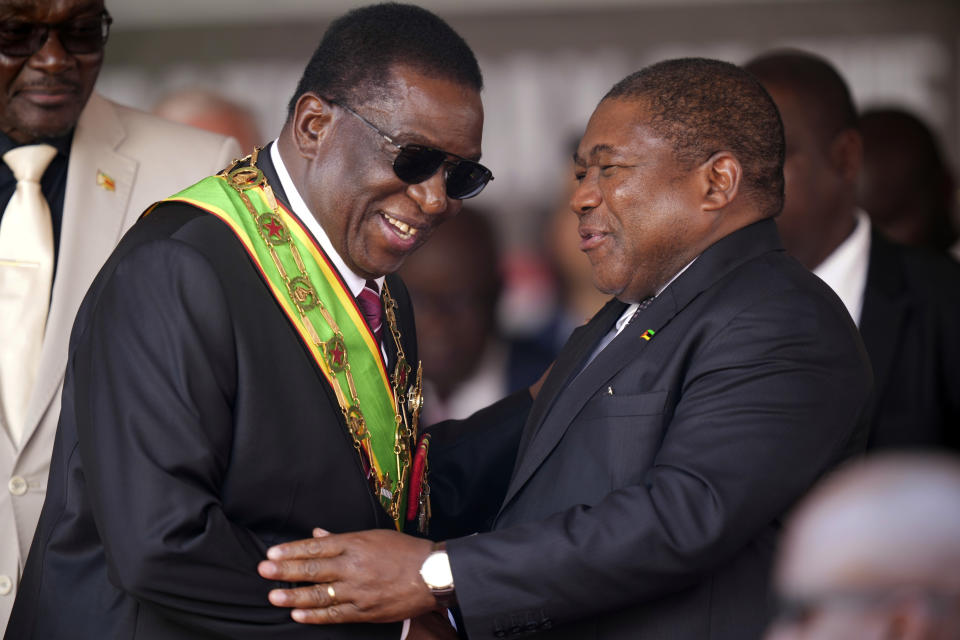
[1,1,958,639]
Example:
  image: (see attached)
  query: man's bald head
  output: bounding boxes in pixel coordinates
[767,454,960,640]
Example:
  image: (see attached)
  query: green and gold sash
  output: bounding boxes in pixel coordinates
[149,153,422,528]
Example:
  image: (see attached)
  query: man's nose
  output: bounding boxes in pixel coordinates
[406,170,452,217]
[28,30,76,74]
[570,170,601,216]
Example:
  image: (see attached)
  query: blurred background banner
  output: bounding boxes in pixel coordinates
[101,0,960,250]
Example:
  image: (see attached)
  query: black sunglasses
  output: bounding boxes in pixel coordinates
[0,10,112,58]
[328,98,493,200]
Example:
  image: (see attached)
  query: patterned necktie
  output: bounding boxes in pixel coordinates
[356,279,383,343]
[0,143,57,445]
[629,296,654,324]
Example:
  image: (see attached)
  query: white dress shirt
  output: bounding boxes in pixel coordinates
[813,210,872,326]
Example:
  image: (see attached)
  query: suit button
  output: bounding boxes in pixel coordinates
[0,574,12,595]
[8,476,27,496]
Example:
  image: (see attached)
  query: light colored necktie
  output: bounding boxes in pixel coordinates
[0,143,57,445]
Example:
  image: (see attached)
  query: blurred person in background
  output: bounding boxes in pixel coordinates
[505,136,608,389]
[766,453,960,640]
[857,107,958,255]
[153,87,263,153]
[746,50,960,451]
[0,0,238,630]
[400,207,508,424]
[6,3,488,638]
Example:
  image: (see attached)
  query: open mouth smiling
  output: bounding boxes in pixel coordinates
[382,212,421,240]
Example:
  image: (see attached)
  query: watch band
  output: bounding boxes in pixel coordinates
[420,542,457,608]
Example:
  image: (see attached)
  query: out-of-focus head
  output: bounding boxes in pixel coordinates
[858,107,958,252]
[766,453,960,640]
[0,0,108,143]
[399,207,500,399]
[571,57,784,303]
[153,88,262,152]
[284,3,486,280]
[745,50,862,270]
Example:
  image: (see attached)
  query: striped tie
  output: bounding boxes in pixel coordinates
[356,279,383,343]
[629,296,654,324]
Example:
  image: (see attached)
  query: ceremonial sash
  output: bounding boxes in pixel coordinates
[152,165,412,528]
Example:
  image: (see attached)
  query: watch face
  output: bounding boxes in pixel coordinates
[421,551,454,590]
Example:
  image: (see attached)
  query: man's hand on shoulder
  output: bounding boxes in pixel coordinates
[258,528,437,624]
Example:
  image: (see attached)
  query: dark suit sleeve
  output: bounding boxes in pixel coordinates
[426,391,532,540]
[447,290,871,637]
[71,238,331,636]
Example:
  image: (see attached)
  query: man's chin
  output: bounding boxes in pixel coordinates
[353,254,406,281]
[361,243,429,280]
[4,115,77,144]
[590,271,622,298]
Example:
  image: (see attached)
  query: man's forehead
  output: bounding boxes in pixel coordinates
[576,98,656,157]
[0,0,104,17]
[364,70,483,160]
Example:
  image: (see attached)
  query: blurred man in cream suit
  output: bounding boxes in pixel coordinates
[0,0,239,629]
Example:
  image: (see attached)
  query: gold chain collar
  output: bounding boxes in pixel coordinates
[222,148,424,525]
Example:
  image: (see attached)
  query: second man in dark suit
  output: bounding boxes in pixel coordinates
[745,50,960,451]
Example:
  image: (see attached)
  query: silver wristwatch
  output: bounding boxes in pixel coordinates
[419,544,456,606]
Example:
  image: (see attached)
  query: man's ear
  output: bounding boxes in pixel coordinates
[829,128,863,184]
[701,151,741,212]
[291,93,333,159]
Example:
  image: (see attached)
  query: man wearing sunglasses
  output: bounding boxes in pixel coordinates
[0,0,239,631]
[7,3,485,639]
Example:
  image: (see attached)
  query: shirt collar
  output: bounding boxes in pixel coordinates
[813,210,871,325]
[270,140,384,298]
[614,257,697,333]
[0,129,73,158]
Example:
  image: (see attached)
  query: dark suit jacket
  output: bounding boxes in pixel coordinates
[859,230,960,450]
[6,150,413,639]
[428,218,873,640]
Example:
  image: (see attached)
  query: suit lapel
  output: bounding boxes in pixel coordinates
[858,231,909,412]
[500,293,680,512]
[21,94,136,448]
[513,298,624,461]
[497,218,785,516]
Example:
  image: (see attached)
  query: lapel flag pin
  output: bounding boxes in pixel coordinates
[96,170,115,192]
[641,329,656,341]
